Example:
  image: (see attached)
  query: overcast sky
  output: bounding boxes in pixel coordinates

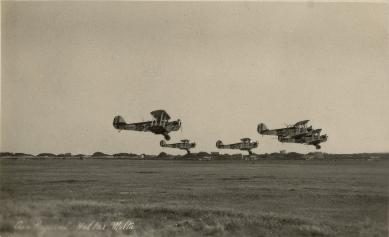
[2,2,388,155]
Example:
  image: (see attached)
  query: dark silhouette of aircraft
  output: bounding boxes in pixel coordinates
[113,110,181,140]
[257,120,328,149]
[216,138,258,155]
[160,139,196,154]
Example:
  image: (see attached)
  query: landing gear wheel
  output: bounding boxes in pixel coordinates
[164,134,171,141]
[315,145,321,150]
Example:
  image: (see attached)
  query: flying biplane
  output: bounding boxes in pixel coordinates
[257,120,328,149]
[113,110,181,140]
[216,138,258,155]
[160,139,196,154]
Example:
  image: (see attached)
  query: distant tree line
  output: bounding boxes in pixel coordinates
[1,151,388,160]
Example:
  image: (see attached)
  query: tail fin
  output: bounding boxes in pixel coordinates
[216,140,223,148]
[113,115,126,129]
[257,123,268,134]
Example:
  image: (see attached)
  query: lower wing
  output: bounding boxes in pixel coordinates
[116,121,151,132]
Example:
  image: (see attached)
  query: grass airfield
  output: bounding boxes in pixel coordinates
[0,158,388,237]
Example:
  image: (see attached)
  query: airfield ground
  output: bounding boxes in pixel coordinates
[0,159,388,237]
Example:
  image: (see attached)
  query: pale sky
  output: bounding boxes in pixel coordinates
[1,2,388,155]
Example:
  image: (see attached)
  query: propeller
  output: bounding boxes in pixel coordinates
[178,119,183,132]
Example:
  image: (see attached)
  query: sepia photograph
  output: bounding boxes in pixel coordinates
[1,1,388,236]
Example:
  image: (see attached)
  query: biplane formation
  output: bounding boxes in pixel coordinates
[257,120,328,149]
[113,110,328,154]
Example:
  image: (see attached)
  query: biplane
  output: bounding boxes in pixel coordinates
[257,120,327,149]
[160,139,196,154]
[113,110,181,140]
[216,138,258,155]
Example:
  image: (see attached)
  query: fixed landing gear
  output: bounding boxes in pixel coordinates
[163,134,171,141]
[315,144,321,150]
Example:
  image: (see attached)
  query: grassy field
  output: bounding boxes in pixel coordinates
[0,159,388,237]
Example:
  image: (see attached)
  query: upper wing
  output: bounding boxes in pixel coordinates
[240,138,251,142]
[150,110,171,121]
[293,120,309,127]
